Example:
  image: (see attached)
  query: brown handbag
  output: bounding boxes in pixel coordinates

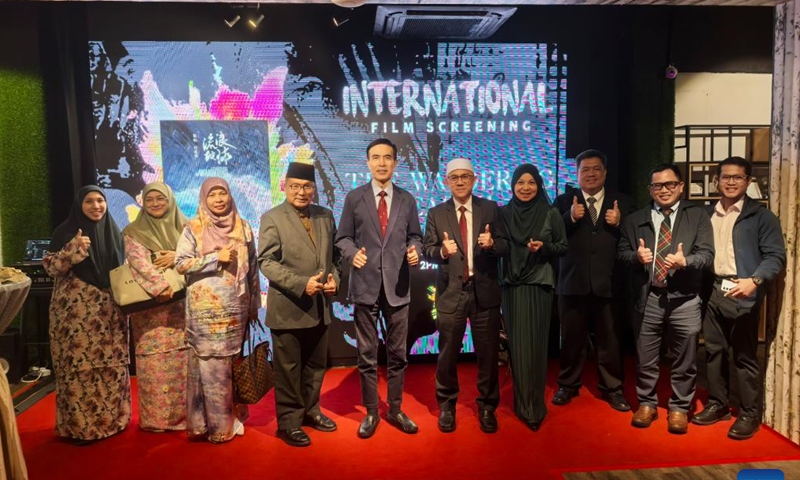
[233,321,274,404]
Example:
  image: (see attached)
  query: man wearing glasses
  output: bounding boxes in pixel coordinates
[692,157,785,440]
[335,138,424,438]
[258,162,341,447]
[618,164,714,434]
[423,158,508,433]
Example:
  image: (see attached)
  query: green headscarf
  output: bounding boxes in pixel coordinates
[123,182,188,252]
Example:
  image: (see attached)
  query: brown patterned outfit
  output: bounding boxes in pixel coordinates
[44,237,131,441]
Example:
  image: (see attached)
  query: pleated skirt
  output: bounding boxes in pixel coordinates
[502,284,553,424]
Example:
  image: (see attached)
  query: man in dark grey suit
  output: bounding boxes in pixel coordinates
[335,138,424,439]
[258,162,341,447]
[423,158,508,434]
[618,164,714,434]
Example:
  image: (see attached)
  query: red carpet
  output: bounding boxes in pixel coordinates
[16,360,800,480]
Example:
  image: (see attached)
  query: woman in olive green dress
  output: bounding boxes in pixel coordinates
[499,164,568,431]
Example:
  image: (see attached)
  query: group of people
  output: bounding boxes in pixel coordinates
[552,153,785,442]
[43,138,785,449]
[45,178,259,445]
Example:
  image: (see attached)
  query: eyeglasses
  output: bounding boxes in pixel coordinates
[719,174,749,184]
[648,181,681,191]
[144,196,168,205]
[447,174,475,183]
[287,184,315,193]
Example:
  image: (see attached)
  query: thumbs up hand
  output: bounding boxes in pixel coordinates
[637,238,653,265]
[75,228,91,253]
[306,271,325,296]
[323,273,337,296]
[571,196,585,222]
[478,224,494,250]
[664,242,687,270]
[441,232,458,259]
[353,247,368,269]
[605,200,621,227]
[72,228,91,263]
[406,245,419,266]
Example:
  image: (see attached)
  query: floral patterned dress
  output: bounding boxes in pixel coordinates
[44,237,131,441]
[175,219,259,442]
[124,235,188,431]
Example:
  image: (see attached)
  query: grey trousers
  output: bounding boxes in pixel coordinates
[636,292,702,413]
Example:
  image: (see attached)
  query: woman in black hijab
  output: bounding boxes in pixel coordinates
[499,165,568,431]
[44,186,131,444]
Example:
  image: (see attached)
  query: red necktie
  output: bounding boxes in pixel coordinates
[459,206,470,282]
[378,191,388,238]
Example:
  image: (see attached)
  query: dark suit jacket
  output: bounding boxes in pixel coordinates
[618,200,715,314]
[422,196,509,314]
[335,182,423,307]
[554,189,634,298]
[258,202,341,330]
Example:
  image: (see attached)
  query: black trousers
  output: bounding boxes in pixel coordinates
[702,284,762,415]
[271,321,329,430]
[557,293,624,394]
[436,280,500,411]
[354,287,409,415]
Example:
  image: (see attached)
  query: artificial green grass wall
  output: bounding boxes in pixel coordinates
[0,70,51,265]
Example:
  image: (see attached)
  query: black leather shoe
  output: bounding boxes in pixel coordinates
[304,413,337,432]
[692,402,732,426]
[728,415,760,440]
[603,392,632,412]
[526,420,542,432]
[276,428,311,447]
[357,414,380,439]
[438,407,456,433]
[479,409,498,434]
[552,387,578,406]
[385,411,418,434]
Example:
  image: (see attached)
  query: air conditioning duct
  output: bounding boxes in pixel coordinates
[374,6,517,40]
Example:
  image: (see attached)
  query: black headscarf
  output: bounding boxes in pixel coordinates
[501,164,552,283]
[50,186,124,289]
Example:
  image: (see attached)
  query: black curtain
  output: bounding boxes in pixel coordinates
[40,3,97,226]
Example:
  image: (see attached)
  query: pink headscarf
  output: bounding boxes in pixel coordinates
[196,177,250,296]
[198,177,245,255]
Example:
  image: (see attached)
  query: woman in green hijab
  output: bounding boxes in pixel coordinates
[122,182,190,432]
[499,164,568,431]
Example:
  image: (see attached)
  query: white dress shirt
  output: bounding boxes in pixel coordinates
[711,198,744,276]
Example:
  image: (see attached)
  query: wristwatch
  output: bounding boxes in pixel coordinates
[751,276,763,286]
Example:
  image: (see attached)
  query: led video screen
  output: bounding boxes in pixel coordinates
[89,40,570,355]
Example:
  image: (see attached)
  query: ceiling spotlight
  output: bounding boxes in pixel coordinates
[333,17,350,27]
[249,14,265,28]
[224,15,241,28]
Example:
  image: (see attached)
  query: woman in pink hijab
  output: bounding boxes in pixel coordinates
[175,178,260,443]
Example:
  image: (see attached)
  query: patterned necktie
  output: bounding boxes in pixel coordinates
[459,206,470,282]
[378,191,388,238]
[587,197,598,225]
[297,209,315,246]
[653,207,673,284]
